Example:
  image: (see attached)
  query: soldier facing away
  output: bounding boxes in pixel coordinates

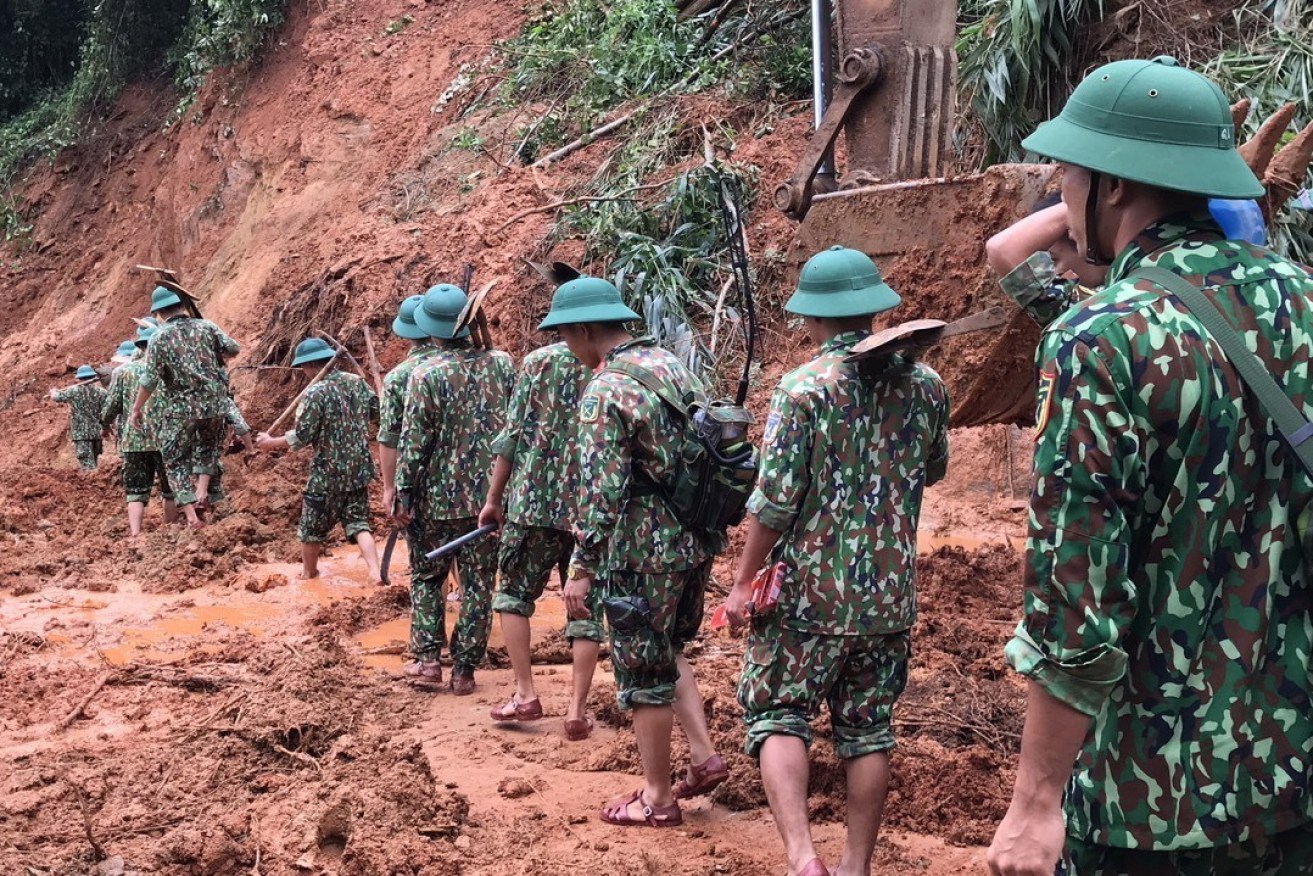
[480,340,604,740]
[101,328,177,534]
[130,285,240,528]
[394,284,513,695]
[544,276,728,828]
[51,365,109,471]
[723,247,949,876]
[256,337,382,583]
[987,57,1313,876]
[377,295,444,518]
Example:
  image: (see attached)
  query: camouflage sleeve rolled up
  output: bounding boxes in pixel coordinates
[214,323,240,357]
[1000,251,1086,327]
[1004,332,1135,717]
[225,397,251,436]
[286,389,323,452]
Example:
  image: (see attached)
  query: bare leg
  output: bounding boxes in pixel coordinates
[832,753,891,876]
[301,543,321,579]
[760,734,819,876]
[673,653,717,764]
[567,638,600,723]
[195,473,211,505]
[355,531,381,582]
[629,704,676,812]
[127,501,146,536]
[182,503,203,529]
[163,499,179,524]
[500,612,537,702]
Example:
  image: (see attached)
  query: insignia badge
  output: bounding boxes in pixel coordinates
[763,410,782,445]
[580,394,601,423]
[1035,370,1056,440]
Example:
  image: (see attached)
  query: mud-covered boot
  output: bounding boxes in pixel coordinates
[450,666,475,696]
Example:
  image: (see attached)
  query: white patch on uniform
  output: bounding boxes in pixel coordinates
[580,394,601,423]
[763,410,783,445]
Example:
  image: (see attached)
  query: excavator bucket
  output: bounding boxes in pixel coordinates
[782,0,1313,428]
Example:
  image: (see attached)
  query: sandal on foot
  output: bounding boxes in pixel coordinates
[673,753,730,799]
[598,789,682,828]
[797,858,830,876]
[490,696,544,722]
[450,667,476,696]
[564,715,594,741]
[402,660,442,687]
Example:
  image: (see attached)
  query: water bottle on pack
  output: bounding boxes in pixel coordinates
[1208,198,1268,246]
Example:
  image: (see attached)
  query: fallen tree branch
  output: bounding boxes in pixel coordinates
[529,111,637,169]
[57,672,113,732]
[66,779,106,861]
[490,177,675,236]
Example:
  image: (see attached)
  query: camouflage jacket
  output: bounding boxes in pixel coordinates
[1006,213,1313,849]
[55,381,108,440]
[140,316,239,419]
[571,337,714,576]
[377,341,442,449]
[286,370,379,494]
[395,343,513,520]
[225,396,251,436]
[748,333,949,636]
[101,360,157,452]
[490,342,589,532]
[999,251,1090,327]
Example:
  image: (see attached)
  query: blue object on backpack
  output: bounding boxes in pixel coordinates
[1208,198,1268,246]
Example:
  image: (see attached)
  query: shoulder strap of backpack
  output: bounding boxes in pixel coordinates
[1132,265,1313,478]
[603,359,689,419]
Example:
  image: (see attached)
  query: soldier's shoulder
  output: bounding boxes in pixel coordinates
[524,343,573,368]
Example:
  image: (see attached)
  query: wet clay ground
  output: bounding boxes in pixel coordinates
[0,427,1028,875]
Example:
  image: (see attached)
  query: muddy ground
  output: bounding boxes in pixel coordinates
[0,419,1030,876]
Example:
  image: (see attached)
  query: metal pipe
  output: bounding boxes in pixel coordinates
[811,0,836,185]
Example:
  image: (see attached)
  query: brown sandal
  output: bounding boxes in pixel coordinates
[402,661,443,690]
[798,859,830,876]
[673,754,730,799]
[489,696,544,722]
[598,789,682,828]
[564,715,594,741]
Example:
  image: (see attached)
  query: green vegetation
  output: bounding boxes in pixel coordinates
[384,15,414,36]
[0,0,286,206]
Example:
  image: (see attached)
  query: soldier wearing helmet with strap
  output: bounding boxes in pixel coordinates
[988,58,1313,875]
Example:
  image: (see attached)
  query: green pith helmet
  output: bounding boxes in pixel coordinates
[392,294,429,340]
[786,246,901,318]
[414,284,471,340]
[76,365,97,380]
[1022,56,1264,199]
[135,324,156,347]
[115,340,137,358]
[150,285,182,313]
[291,337,336,367]
[538,276,641,330]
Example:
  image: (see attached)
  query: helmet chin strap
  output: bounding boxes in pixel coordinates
[1084,171,1111,265]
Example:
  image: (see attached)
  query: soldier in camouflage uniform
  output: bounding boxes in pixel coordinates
[723,247,949,876]
[256,337,382,582]
[377,295,443,517]
[194,396,255,508]
[480,340,604,737]
[543,276,726,829]
[130,286,240,528]
[986,195,1106,326]
[102,330,177,534]
[987,58,1313,876]
[394,284,513,694]
[51,365,109,470]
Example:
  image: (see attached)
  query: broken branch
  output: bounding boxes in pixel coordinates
[57,672,113,732]
[490,178,674,236]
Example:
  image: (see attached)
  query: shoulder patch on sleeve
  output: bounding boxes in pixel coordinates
[1034,369,1056,440]
[580,394,601,423]
[763,410,783,445]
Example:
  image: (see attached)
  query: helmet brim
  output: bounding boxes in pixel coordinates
[1022,116,1265,199]
[291,348,336,367]
[414,307,470,340]
[391,314,430,340]
[784,283,901,319]
[538,301,642,330]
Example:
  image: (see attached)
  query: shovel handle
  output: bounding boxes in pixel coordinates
[424,524,497,561]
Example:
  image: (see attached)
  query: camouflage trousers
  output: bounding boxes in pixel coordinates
[492,522,603,643]
[299,488,371,543]
[603,562,709,711]
[156,414,224,506]
[738,623,910,760]
[408,515,498,669]
[190,418,230,477]
[1061,821,1313,876]
[73,438,102,470]
[122,451,174,504]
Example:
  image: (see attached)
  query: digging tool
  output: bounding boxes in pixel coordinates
[313,331,371,381]
[844,306,1010,365]
[362,327,385,397]
[706,137,758,408]
[134,265,204,319]
[454,280,498,349]
[425,524,497,562]
[265,352,341,434]
[525,259,581,286]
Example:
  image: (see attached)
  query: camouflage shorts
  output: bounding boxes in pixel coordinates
[122,451,174,503]
[156,415,223,506]
[603,562,709,711]
[1062,821,1313,876]
[298,488,371,543]
[738,623,910,760]
[492,522,603,643]
[73,438,102,470]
